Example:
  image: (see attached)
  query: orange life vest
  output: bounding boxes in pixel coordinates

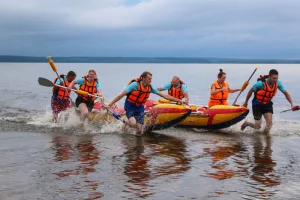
[79,75,98,101]
[52,75,71,100]
[168,80,185,100]
[126,78,152,106]
[255,75,278,104]
[208,81,229,107]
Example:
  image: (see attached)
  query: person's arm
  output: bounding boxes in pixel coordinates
[184,92,189,103]
[96,82,102,97]
[229,88,241,93]
[107,82,137,108]
[68,78,83,90]
[157,83,171,92]
[68,80,77,90]
[283,90,294,109]
[242,88,254,107]
[107,90,127,107]
[277,80,294,109]
[210,84,227,95]
[182,85,189,102]
[157,92,188,105]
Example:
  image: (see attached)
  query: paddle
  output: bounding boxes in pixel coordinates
[46,56,75,103]
[96,97,126,124]
[47,56,60,78]
[280,106,300,113]
[232,66,259,105]
[38,77,126,123]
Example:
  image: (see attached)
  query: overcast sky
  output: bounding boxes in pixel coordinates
[1,0,299,58]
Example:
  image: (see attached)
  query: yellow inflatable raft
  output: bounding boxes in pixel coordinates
[154,100,249,129]
[88,100,192,131]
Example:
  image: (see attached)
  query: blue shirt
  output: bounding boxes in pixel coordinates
[75,78,101,90]
[55,77,70,85]
[161,82,188,93]
[125,82,159,94]
[252,79,285,105]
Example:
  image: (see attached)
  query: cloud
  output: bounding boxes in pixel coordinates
[0,0,300,58]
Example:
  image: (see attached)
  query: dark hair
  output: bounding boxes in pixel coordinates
[218,69,226,78]
[67,71,76,77]
[269,69,278,76]
[140,71,152,79]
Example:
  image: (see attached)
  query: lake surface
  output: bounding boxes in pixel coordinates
[1,63,300,199]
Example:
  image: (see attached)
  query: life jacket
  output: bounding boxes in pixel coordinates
[79,75,98,101]
[52,75,70,100]
[126,78,152,106]
[255,75,278,104]
[168,80,185,100]
[208,81,229,107]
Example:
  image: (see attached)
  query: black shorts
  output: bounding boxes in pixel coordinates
[252,101,273,120]
[75,96,95,112]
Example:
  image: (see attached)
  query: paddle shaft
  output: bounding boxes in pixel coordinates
[96,96,126,123]
[232,67,258,105]
[280,109,292,113]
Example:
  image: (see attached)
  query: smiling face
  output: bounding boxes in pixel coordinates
[88,70,96,80]
[268,74,278,85]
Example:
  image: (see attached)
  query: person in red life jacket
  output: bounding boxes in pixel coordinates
[68,69,102,118]
[107,71,188,136]
[241,69,295,134]
[51,71,77,122]
[208,69,242,107]
[157,76,189,104]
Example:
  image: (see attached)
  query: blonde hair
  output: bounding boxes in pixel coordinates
[88,69,97,79]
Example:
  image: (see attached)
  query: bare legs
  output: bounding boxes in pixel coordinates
[241,113,273,134]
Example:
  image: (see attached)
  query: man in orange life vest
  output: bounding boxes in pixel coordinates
[157,76,189,103]
[241,69,295,134]
[51,71,77,122]
[107,71,188,136]
[208,69,242,107]
[68,69,102,118]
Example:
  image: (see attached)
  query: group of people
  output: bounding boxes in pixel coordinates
[50,68,295,135]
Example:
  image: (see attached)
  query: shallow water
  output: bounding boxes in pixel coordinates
[0,63,300,199]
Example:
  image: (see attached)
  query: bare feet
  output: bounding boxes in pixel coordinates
[241,121,248,131]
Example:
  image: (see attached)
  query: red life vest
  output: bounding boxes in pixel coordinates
[168,80,185,100]
[52,75,70,100]
[79,75,98,101]
[255,75,278,104]
[126,78,152,106]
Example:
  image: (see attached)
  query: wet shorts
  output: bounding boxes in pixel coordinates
[51,98,71,117]
[252,101,273,120]
[75,96,95,112]
[124,101,145,125]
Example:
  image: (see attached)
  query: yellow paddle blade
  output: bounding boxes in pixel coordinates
[47,56,57,72]
[241,81,249,91]
[77,90,89,96]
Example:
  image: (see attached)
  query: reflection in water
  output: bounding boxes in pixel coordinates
[203,141,243,181]
[52,135,103,199]
[121,133,191,199]
[250,135,280,198]
[53,136,74,162]
[201,135,281,199]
